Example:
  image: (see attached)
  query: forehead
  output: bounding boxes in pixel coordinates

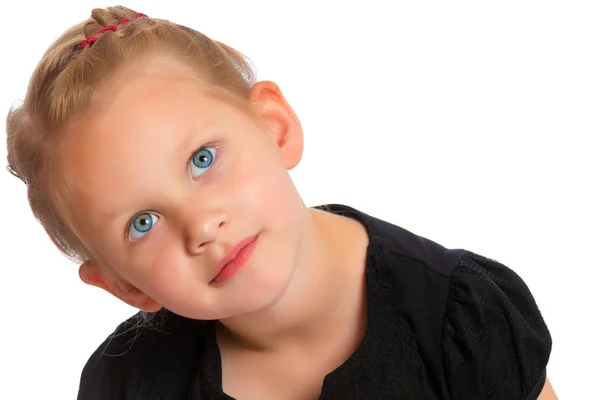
[56,69,248,219]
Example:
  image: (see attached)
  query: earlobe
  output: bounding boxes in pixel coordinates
[79,260,114,293]
[249,80,304,169]
[79,261,162,312]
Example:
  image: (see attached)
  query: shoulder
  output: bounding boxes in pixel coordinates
[440,251,552,400]
[329,204,552,399]
[77,311,162,399]
[319,204,467,277]
[77,309,212,400]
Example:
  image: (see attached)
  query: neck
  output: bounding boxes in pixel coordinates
[216,207,369,354]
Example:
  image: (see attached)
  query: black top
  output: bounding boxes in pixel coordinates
[77,204,552,400]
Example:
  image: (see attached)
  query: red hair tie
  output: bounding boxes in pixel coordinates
[98,25,117,34]
[80,37,98,47]
[80,13,149,48]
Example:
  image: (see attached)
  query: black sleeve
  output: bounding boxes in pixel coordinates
[440,251,552,400]
[77,313,161,400]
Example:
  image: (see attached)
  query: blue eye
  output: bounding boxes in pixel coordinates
[190,147,216,178]
[128,212,158,241]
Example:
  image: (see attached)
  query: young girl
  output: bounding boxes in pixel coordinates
[6,6,556,400]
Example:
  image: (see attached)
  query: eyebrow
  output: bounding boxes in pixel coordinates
[101,205,131,223]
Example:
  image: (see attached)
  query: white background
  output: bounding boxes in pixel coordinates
[1,1,598,398]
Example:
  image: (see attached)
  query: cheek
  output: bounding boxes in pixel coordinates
[129,239,190,297]
[229,150,298,212]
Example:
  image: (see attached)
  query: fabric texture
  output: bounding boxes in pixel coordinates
[77,204,552,399]
[441,252,551,400]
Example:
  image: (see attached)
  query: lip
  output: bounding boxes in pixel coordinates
[210,233,260,284]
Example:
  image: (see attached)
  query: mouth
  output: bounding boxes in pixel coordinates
[210,233,260,284]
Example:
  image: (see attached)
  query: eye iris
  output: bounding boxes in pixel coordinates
[134,213,153,233]
[193,149,213,169]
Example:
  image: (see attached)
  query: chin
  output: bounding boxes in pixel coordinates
[221,268,295,320]
[166,280,288,322]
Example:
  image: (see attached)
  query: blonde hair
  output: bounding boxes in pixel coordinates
[6,6,257,263]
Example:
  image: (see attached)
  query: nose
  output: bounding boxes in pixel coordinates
[183,206,229,255]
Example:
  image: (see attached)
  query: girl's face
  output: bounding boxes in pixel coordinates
[57,65,307,320]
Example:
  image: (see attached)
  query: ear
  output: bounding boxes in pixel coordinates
[248,80,304,169]
[79,261,162,312]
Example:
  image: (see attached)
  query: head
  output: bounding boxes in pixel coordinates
[6,6,308,320]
